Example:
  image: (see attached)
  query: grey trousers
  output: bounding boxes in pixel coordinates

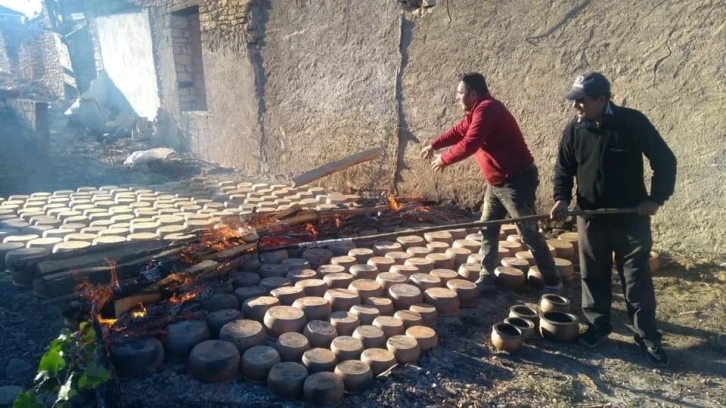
[578,214,662,348]
[479,165,560,286]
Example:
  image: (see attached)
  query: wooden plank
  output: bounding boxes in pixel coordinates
[291,148,383,187]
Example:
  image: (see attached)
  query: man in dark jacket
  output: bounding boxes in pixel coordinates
[550,72,677,367]
[422,72,561,294]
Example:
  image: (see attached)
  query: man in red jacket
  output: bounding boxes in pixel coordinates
[421,73,561,293]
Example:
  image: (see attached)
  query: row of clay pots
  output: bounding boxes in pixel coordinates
[491,294,580,352]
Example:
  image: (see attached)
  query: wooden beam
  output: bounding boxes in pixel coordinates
[291,148,383,187]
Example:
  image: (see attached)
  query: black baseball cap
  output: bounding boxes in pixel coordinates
[564,72,611,100]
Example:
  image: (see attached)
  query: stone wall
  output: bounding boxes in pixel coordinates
[170,9,207,111]
[0,94,50,144]
[0,20,67,100]
[120,0,725,255]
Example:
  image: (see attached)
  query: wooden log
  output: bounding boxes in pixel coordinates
[291,148,383,187]
[113,292,162,317]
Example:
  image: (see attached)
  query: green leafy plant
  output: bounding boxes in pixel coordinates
[14,322,111,408]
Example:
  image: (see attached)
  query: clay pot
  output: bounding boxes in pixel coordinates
[386,335,420,364]
[426,241,450,254]
[553,258,575,281]
[110,337,164,377]
[546,239,576,261]
[348,264,378,279]
[271,286,306,306]
[302,248,334,269]
[335,360,374,394]
[282,257,311,272]
[467,253,483,265]
[649,251,660,274]
[423,231,453,245]
[295,279,329,297]
[499,241,523,256]
[267,362,308,400]
[330,335,364,361]
[501,257,530,273]
[206,309,242,337]
[292,296,332,322]
[365,297,394,316]
[404,257,433,274]
[514,251,535,266]
[406,246,433,257]
[409,273,443,292]
[406,325,438,351]
[388,283,423,311]
[508,305,540,327]
[527,266,544,287]
[504,317,536,341]
[263,305,307,339]
[348,248,374,264]
[539,311,580,342]
[304,320,338,348]
[367,256,396,272]
[540,294,571,313]
[394,310,424,328]
[259,264,291,279]
[324,289,361,312]
[423,288,460,317]
[304,372,345,408]
[425,253,455,270]
[494,266,526,291]
[7,248,48,287]
[396,235,425,250]
[329,311,360,336]
[275,332,311,362]
[287,269,318,283]
[302,348,338,373]
[361,348,396,377]
[376,272,407,292]
[353,325,387,349]
[558,232,579,253]
[409,303,437,327]
[242,345,281,383]
[331,255,357,271]
[242,296,280,322]
[445,247,472,269]
[259,277,292,293]
[164,320,211,361]
[188,340,240,383]
[373,241,403,256]
[372,316,406,339]
[430,269,459,286]
[349,304,381,326]
[457,263,481,282]
[323,272,356,289]
[446,279,478,307]
[491,323,524,352]
[219,319,266,354]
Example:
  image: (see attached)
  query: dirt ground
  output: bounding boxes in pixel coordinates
[0,125,725,407]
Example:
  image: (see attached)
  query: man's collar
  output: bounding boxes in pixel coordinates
[578,101,614,127]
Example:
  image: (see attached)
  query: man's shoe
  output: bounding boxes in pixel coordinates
[635,334,670,367]
[475,274,497,294]
[542,282,564,295]
[578,325,609,348]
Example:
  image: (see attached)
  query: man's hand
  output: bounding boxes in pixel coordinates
[550,200,569,220]
[420,145,435,160]
[431,154,446,172]
[636,200,660,216]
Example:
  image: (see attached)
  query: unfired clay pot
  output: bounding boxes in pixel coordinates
[490,323,524,352]
[539,311,579,342]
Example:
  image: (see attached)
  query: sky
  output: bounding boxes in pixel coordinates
[0,0,42,16]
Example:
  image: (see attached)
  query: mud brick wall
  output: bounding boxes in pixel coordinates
[170,9,207,111]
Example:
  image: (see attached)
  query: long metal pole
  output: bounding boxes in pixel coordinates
[258,207,638,253]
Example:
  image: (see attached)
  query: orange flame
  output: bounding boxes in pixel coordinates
[387,193,404,211]
[105,258,119,288]
[132,303,147,318]
[305,223,319,237]
[169,289,199,305]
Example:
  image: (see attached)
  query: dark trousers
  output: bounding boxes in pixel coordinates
[578,215,662,348]
[479,165,560,286]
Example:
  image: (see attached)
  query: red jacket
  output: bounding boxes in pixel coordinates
[430,95,534,186]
